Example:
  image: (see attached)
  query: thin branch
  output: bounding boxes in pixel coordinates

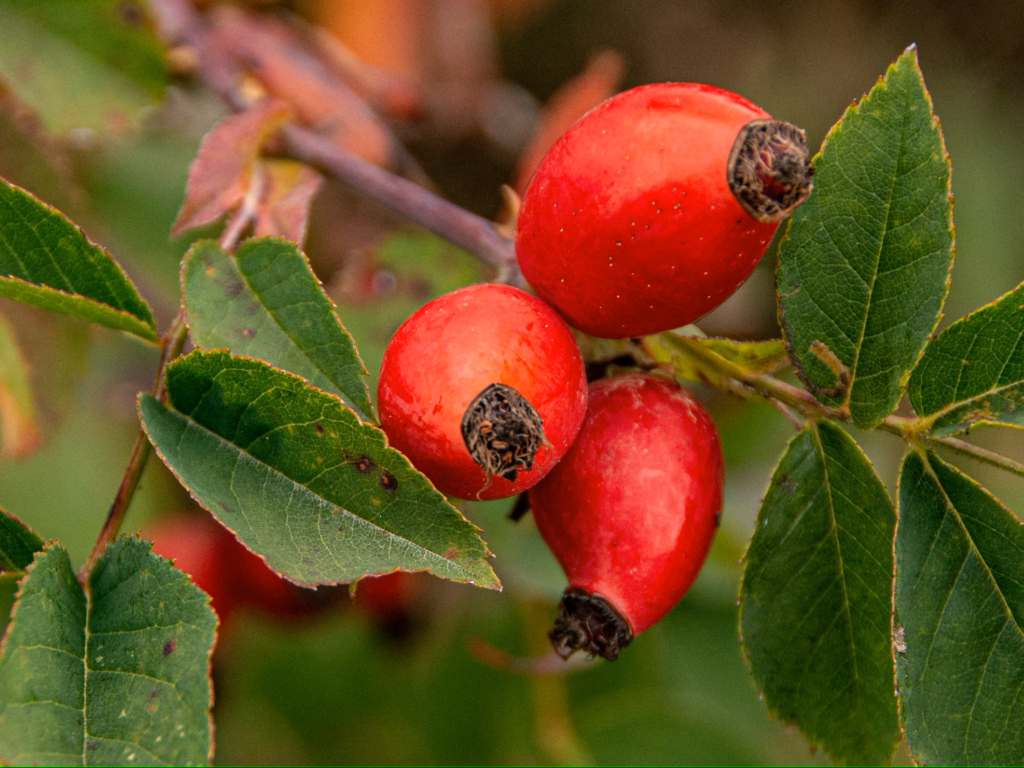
[79,311,190,581]
[279,125,521,281]
[153,0,520,281]
[219,161,264,252]
[931,435,1024,480]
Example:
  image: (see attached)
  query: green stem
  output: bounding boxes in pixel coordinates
[79,310,189,580]
[930,435,1024,480]
[641,331,1024,481]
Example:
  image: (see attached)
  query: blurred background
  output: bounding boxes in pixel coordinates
[0,0,1022,763]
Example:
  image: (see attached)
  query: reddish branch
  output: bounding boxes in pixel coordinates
[80,310,189,581]
[149,0,520,281]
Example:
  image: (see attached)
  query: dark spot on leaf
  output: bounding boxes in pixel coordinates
[149,687,160,700]
[241,327,257,338]
[714,509,722,527]
[86,740,99,751]
[352,454,375,473]
[378,470,398,492]
[302,556,313,565]
[219,501,233,512]
[224,279,243,297]
[443,547,458,560]
[162,639,176,656]
[315,422,325,433]
[775,473,796,494]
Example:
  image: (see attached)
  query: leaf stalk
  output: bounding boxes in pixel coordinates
[79,310,190,581]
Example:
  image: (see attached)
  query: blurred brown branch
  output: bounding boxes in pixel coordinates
[149,0,520,280]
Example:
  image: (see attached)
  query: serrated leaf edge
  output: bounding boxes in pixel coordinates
[181,237,374,421]
[137,353,499,590]
[777,44,955,427]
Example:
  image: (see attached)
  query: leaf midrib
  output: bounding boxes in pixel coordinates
[235,258,356,408]
[0,275,155,338]
[915,452,1024,754]
[809,423,870,735]
[165,403,482,581]
[845,96,911,412]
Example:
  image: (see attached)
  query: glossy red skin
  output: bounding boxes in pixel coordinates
[529,373,723,634]
[515,82,779,338]
[377,283,587,500]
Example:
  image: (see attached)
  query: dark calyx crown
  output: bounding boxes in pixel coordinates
[549,587,633,661]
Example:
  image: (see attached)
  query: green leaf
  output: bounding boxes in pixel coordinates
[777,45,953,428]
[0,538,216,765]
[0,309,39,457]
[740,421,899,765]
[0,571,18,641]
[0,0,166,135]
[908,280,1024,436]
[895,451,1024,765]
[0,505,42,572]
[182,238,373,421]
[0,177,157,341]
[139,349,499,590]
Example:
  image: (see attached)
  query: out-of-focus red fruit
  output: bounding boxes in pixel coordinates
[145,514,240,621]
[226,537,313,618]
[145,512,321,622]
[528,372,724,660]
[353,571,415,622]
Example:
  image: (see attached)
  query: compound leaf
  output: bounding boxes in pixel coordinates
[0,537,216,765]
[0,0,166,135]
[140,349,498,590]
[777,45,953,428]
[895,451,1024,765]
[0,178,157,341]
[183,238,373,421]
[740,421,899,765]
[908,280,1024,436]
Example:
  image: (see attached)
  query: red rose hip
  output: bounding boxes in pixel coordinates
[515,82,813,338]
[528,372,724,659]
[377,283,587,500]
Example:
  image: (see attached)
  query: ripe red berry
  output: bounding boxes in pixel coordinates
[515,82,813,338]
[378,283,588,500]
[528,372,724,660]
